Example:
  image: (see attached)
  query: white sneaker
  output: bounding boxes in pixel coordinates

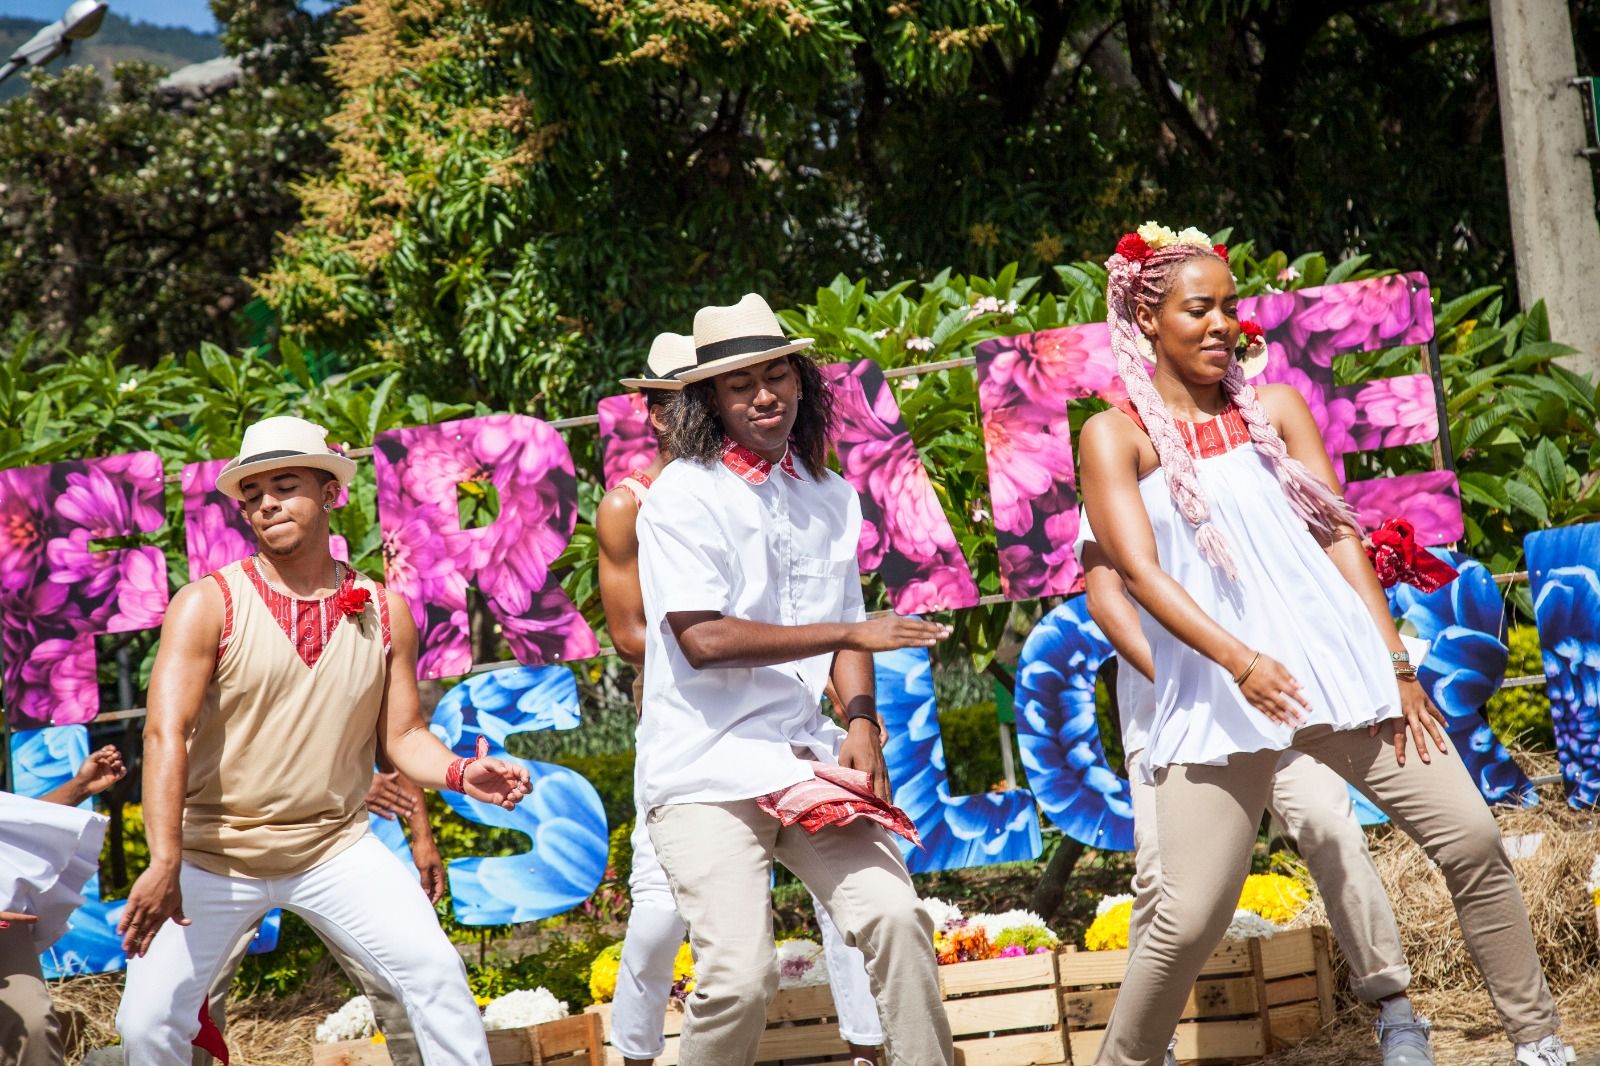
[1163,1036,1178,1066]
[1375,1011,1434,1066]
[1513,1035,1576,1066]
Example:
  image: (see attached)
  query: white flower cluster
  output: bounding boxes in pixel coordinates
[315,995,376,1043]
[905,336,936,352]
[776,938,830,989]
[1095,893,1135,917]
[482,987,570,1031]
[1587,853,1600,894]
[1224,909,1280,941]
[81,1047,125,1066]
[1135,221,1214,251]
[970,909,1048,943]
[964,296,1019,321]
[919,896,967,932]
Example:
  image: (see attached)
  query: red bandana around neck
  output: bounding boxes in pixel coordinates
[719,438,801,485]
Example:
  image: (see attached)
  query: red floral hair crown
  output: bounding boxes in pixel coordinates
[1111,221,1265,362]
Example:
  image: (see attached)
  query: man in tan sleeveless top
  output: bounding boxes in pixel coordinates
[115,416,532,1066]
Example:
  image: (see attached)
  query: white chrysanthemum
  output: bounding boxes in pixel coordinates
[1137,221,1177,248]
[776,938,829,988]
[81,1047,125,1066]
[1224,909,1280,941]
[905,336,935,352]
[315,995,376,1043]
[1176,226,1213,249]
[1095,893,1135,918]
[919,896,965,932]
[971,909,1049,942]
[1587,854,1600,892]
[482,987,570,1031]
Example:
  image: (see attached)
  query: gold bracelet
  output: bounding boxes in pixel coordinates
[1394,663,1418,683]
[1233,651,1262,687]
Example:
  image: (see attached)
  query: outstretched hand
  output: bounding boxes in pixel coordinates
[1370,678,1449,766]
[73,745,126,796]
[847,617,953,653]
[462,757,531,810]
[1237,654,1309,728]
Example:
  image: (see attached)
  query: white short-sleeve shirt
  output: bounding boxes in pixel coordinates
[1073,511,1158,757]
[634,444,865,810]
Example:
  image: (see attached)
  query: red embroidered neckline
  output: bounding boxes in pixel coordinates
[1114,401,1252,460]
[625,469,654,490]
[720,439,800,484]
[243,557,350,669]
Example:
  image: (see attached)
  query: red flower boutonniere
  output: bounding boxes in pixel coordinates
[1236,319,1266,360]
[334,585,371,619]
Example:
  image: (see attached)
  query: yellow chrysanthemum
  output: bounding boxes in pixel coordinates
[1591,888,1600,908]
[1237,873,1310,925]
[673,941,696,994]
[1084,900,1133,951]
[588,942,624,1003]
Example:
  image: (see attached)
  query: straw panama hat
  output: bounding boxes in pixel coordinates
[677,293,814,383]
[619,332,696,391]
[214,415,357,501]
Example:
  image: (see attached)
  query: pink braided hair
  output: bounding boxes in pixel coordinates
[1104,241,1359,582]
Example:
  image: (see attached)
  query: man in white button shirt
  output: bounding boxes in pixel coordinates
[634,294,956,1066]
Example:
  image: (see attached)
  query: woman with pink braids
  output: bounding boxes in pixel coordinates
[1077,224,1568,1066]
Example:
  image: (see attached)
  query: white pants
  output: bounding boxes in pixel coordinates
[611,812,884,1059]
[117,833,488,1066]
[1126,748,1410,1002]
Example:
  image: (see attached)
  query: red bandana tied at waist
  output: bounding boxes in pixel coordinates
[1366,518,1459,592]
[756,764,921,846]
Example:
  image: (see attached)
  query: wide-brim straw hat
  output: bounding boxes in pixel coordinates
[215,415,357,501]
[677,293,813,383]
[619,332,695,391]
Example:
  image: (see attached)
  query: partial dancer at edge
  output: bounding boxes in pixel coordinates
[1076,224,1568,1066]
[115,416,531,1066]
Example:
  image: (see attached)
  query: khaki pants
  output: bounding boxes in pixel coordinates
[193,920,420,1066]
[1096,725,1558,1066]
[647,801,952,1066]
[1126,748,1410,1002]
[0,922,60,1066]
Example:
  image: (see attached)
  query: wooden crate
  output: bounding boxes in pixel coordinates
[312,1013,606,1066]
[586,950,1068,1066]
[1060,926,1334,1065]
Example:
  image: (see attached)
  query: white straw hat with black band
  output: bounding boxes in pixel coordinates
[677,293,814,383]
[619,332,696,391]
[214,415,357,501]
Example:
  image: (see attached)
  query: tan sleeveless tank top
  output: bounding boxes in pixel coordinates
[181,559,390,878]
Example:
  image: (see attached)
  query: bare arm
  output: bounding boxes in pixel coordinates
[379,592,531,805]
[1081,541,1154,682]
[667,613,949,670]
[1078,411,1306,727]
[119,580,223,954]
[596,489,647,666]
[1263,384,1447,762]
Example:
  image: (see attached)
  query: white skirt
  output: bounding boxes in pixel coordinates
[0,792,108,950]
[1137,445,1402,779]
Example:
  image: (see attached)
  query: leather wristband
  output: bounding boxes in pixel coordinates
[845,706,880,727]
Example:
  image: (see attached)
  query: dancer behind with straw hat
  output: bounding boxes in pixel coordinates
[600,334,888,1066]
[115,415,532,1066]
[634,294,955,1066]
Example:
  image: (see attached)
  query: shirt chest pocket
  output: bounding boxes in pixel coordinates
[791,553,853,625]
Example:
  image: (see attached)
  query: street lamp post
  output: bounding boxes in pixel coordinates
[0,0,109,86]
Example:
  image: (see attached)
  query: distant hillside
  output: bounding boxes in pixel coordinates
[0,11,220,99]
